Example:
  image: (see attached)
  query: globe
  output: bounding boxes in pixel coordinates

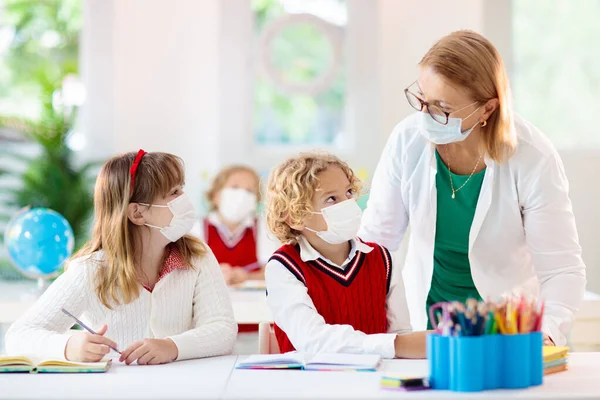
[4,208,75,281]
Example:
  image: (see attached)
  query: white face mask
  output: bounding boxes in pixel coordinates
[305,199,362,245]
[218,188,257,224]
[418,106,481,145]
[141,193,197,242]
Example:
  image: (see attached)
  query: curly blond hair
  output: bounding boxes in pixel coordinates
[266,152,363,244]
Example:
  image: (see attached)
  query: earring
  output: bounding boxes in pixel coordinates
[481,120,487,128]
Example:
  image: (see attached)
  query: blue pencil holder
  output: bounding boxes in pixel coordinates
[501,333,531,388]
[529,332,543,386]
[484,334,501,390]
[427,333,543,392]
[450,336,485,392]
[427,334,450,390]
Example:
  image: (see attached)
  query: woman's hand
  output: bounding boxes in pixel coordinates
[119,338,178,365]
[65,324,118,362]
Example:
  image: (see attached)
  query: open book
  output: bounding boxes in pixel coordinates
[0,356,111,373]
[236,353,381,371]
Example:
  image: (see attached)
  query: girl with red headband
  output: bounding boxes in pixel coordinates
[6,150,237,365]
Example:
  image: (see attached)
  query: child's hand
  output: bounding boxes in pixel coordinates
[543,334,555,346]
[229,268,249,284]
[119,338,178,365]
[65,324,118,362]
[220,263,234,284]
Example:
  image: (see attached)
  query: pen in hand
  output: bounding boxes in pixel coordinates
[61,308,122,354]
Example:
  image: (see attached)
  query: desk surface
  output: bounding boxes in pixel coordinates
[0,356,238,400]
[225,353,600,399]
[1,353,599,399]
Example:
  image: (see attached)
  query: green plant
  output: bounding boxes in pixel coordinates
[0,0,81,117]
[0,0,98,252]
[0,110,99,249]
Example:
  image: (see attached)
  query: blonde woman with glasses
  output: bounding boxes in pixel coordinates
[359,30,585,347]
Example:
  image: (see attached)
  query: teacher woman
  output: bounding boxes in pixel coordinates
[358,30,585,347]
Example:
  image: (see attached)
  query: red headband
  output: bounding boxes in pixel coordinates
[129,149,147,195]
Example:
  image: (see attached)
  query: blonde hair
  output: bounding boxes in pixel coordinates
[266,152,363,244]
[206,165,261,211]
[71,152,206,309]
[420,30,517,162]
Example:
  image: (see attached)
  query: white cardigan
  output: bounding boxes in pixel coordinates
[359,113,586,346]
[5,248,237,361]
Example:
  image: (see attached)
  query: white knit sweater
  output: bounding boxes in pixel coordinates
[5,248,237,361]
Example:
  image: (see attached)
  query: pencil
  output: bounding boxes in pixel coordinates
[61,308,121,354]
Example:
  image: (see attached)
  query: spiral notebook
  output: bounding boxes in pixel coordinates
[0,355,111,373]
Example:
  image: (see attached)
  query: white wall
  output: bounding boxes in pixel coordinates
[82,0,222,205]
[560,152,600,292]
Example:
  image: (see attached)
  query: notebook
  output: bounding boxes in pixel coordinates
[381,375,430,391]
[543,346,569,362]
[236,353,381,371]
[543,346,568,375]
[0,356,112,373]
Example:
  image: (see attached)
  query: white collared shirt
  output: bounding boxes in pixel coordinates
[358,112,586,346]
[265,236,413,359]
[190,211,280,264]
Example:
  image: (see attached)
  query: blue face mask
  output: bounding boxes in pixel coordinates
[418,105,482,145]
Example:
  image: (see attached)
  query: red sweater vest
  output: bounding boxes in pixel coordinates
[270,241,392,353]
[205,219,260,333]
[204,219,259,270]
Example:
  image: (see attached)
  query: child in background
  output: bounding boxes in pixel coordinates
[192,165,278,285]
[265,152,427,358]
[5,150,237,364]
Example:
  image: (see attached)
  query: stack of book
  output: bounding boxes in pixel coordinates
[543,346,569,375]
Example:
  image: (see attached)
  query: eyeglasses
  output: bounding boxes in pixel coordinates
[404,81,478,125]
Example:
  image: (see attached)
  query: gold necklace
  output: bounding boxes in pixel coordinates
[445,147,483,199]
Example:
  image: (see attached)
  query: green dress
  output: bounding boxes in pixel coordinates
[426,150,486,329]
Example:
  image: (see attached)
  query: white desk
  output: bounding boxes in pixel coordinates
[229,288,272,324]
[0,281,36,324]
[572,291,600,351]
[0,353,598,399]
[0,356,238,400]
[224,353,600,399]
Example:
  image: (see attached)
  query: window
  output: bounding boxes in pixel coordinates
[253,0,347,145]
[512,0,600,149]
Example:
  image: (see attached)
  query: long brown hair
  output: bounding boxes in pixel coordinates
[71,152,206,308]
[420,30,517,162]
